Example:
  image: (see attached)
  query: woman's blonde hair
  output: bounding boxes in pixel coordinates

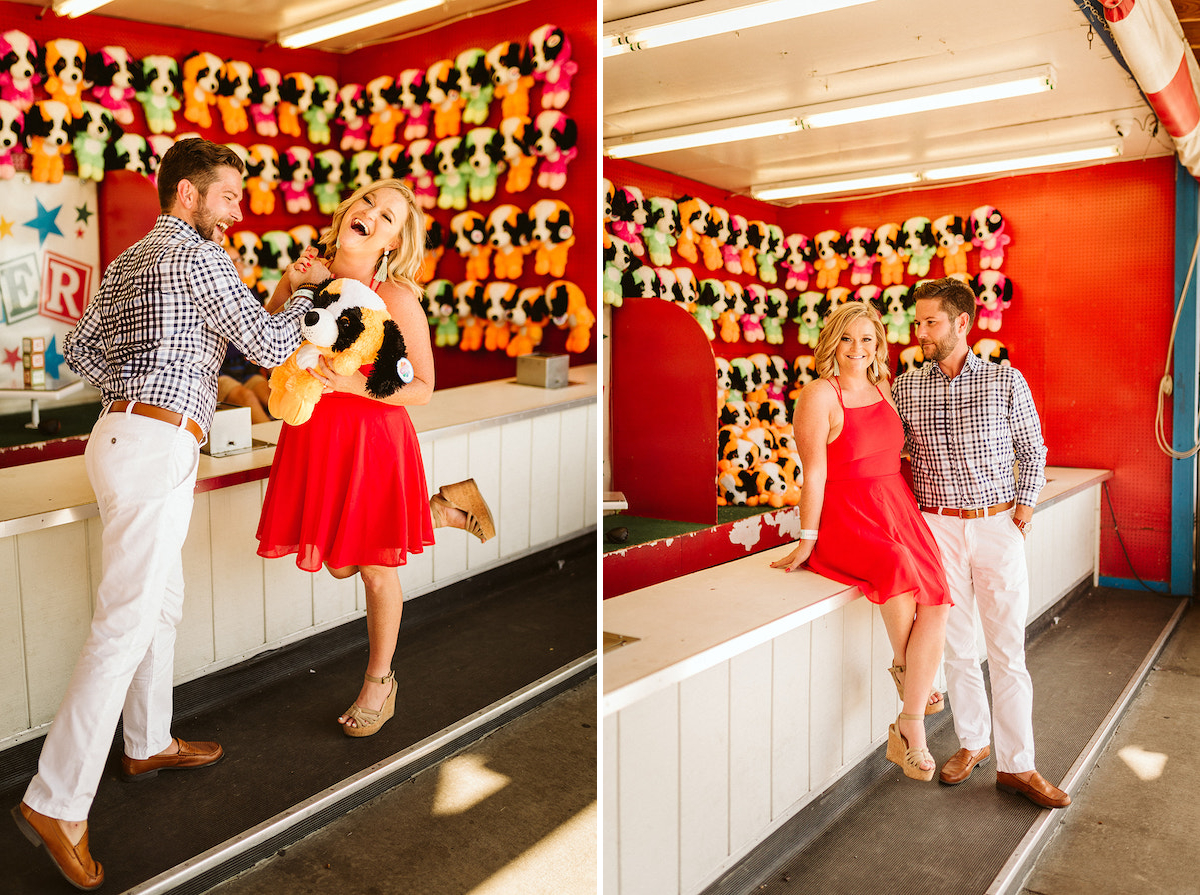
[319,178,426,295]
[814,301,891,383]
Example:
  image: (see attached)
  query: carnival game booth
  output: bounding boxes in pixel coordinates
[601,1,1197,882]
[0,1,598,891]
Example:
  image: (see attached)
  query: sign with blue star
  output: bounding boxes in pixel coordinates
[23,198,64,247]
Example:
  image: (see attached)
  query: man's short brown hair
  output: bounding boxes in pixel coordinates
[911,276,976,328]
[156,138,245,212]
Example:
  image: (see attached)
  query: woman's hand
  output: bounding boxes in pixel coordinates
[770,540,814,572]
[286,247,330,290]
[309,355,362,396]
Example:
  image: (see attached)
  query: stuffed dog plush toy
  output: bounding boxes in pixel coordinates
[433,135,468,210]
[846,226,878,285]
[248,67,282,138]
[499,115,535,193]
[72,102,115,181]
[546,279,593,353]
[44,39,87,118]
[507,285,551,357]
[26,100,73,183]
[482,280,518,351]
[451,209,491,281]
[216,59,254,135]
[279,146,315,214]
[268,278,411,425]
[487,203,531,279]
[879,284,914,343]
[246,143,280,215]
[487,39,533,120]
[780,232,813,291]
[969,205,1011,269]
[306,74,339,145]
[529,198,575,277]
[814,229,849,290]
[86,45,136,125]
[972,337,1011,366]
[403,138,438,209]
[454,279,488,351]
[135,54,181,134]
[312,148,346,214]
[335,82,369,152]
[643,196,679,266]
[933,214,971,275]
[874,222,904,285]
[347,149,378,191]
[181,51,222,129]
[610,185,647,256]
[528,24,577,110]
[461,126,505,203]
[426,59,463,139]
[455,48,493,126]
[973,270,1013,331]
[419,217,444,283]
[279,71,315,139]
[0,99,24,178]
[531,109,576,191]
[365,74,402,147]
[397,68,431,140]
[675,195,710,264]
[0,30,40,111]
[901,216,937,277]
[424,279,459,347]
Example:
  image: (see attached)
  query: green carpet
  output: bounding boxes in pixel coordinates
[0,401,101,448]
[603,504,780,552]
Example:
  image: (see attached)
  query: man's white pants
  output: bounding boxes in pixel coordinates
[924,510,1036,774]
[24,410,199,821]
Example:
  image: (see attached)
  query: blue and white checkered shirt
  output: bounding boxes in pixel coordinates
[893,350,1047,509]
[65,215,313,433]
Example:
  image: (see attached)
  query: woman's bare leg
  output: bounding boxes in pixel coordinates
[338,564,403,728]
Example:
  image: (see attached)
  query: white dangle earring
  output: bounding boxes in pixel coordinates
[374,249,391,286]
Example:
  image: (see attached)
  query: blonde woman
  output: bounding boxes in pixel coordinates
[771,301,950,780]
[257,179,493,738]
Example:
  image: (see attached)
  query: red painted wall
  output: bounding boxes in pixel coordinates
[607,156,1177,584]
[0,0,595,390]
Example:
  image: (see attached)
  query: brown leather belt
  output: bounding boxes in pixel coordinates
[920,499,1015,519]
[108,400,204,444]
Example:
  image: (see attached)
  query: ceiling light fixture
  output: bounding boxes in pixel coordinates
[605,67,1055,158]
[751,137,1124,202]
[605,116,802,159]
[277,0,443,49]
[52,0,113,17]
[604,0,878,57]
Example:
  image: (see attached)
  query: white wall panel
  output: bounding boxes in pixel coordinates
[530,413,562,546]
[604,709,620,895]
[0,537,28,738]
[871,609,899,738]
[264,550,315,643]
[210,485,266,659]
[841,597,873,761]
[430,432,470,580]
[176,492,215,678]
[499,418,534,555]
[808,610,843,786]
[19,523,91,727]
[312,567,357,627]
[617,686,680,895]
[557,404,589,536]
[771,624,811,816]
[679,662,730,893]
[585,403,598,525]
[730,643,773,850]
[466,424,502,568]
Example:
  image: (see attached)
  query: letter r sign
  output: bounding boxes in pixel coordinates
[40,251,93,325]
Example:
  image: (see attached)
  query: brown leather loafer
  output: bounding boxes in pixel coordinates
[938,745,991,784]
[997,770,1071,809]
[11,802,103,891]
[122,737,223,780]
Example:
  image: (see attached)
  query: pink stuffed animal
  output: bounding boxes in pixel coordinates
[0,30,40,111]
[529,24,577,110]
[969,205,1011,269]
[973,270,1013,331]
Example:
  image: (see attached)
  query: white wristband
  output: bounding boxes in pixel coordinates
[799,529,819,541]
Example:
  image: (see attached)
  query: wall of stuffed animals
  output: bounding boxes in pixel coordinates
[0,0,596,420]
[604,153,1177,588]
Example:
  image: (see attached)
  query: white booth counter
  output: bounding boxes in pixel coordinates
[602,467,1109,895]
[0,366,597,751]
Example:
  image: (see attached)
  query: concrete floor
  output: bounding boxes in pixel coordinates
[206,677,597,895]
[1022,601,1200,895]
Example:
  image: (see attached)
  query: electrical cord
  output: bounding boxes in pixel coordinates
[1155,227,1200,458]
[1102,479,1160,592]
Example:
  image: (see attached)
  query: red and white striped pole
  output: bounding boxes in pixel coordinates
[1103,0,1200,177]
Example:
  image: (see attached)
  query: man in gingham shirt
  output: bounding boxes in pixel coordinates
[13,138,331,889]
[893,277,1069,810]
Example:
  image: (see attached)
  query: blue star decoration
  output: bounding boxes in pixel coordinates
[23,199,64,247]
[43,336,65,378]
[75,203,94,225]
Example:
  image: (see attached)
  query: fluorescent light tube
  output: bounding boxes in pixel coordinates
[802,66,1056,129]
[923,140,1123,181]
[606,118,801,158]
[52,0,112,17]
[754,171,921,201]
[278,0,443,48]
[605,0,878,56]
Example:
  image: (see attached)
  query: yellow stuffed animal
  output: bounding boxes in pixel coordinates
[268,278,411,425]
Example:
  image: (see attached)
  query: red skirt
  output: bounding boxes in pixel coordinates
[805,472,952,606]
[256,391,435,572]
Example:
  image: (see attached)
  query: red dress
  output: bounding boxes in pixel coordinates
[805,381,951,606]
[256,368,435,572]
